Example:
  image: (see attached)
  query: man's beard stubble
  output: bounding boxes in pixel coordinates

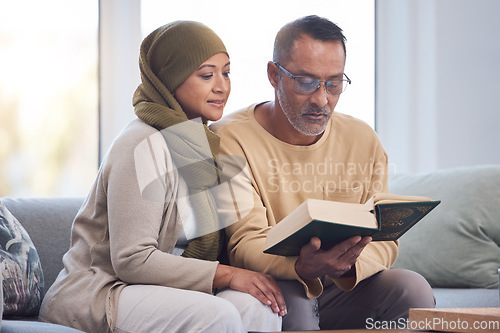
[277,83,332,136]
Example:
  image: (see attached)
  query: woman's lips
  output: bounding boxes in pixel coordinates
[208,100,225,107]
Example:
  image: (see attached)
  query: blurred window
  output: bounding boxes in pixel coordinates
[0,1,98,197]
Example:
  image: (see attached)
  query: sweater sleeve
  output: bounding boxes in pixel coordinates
[102,125,218,293]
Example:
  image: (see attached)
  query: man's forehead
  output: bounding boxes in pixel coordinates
[289,36,344,59]
[287,37,346,76]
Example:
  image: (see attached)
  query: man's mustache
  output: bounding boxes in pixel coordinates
[300,105,330,115]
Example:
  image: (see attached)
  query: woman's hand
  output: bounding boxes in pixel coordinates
[214,264,287,316]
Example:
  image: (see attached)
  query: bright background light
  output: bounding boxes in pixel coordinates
[0,0,374,197]
[0,0,98,197]
[142,0,375,127]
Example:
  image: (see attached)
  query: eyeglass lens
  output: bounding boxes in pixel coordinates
[294,77,348,95]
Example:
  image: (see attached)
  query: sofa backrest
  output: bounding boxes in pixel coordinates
[1,197,85,292]
[389,165,500,289]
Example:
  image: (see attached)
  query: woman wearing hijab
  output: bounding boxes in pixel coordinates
[39,21,285,333]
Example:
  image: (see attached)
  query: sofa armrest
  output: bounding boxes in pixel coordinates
[1,197,85,291]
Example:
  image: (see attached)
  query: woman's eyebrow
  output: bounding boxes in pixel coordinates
[197,61,230,70]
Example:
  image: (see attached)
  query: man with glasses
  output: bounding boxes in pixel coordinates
[211,15,435,330]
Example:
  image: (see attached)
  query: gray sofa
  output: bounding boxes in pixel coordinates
[1,197,85,333]
[389,165,500,308]
[1,165,499,332]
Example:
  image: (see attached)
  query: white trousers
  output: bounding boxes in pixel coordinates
[113,285,281,333]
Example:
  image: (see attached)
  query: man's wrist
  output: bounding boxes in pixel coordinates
[294,257,318,281]
[339,265,356,278]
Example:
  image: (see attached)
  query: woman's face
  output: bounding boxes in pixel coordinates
[174,52,230,122]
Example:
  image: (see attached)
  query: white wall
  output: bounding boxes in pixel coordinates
[376,0,500,174]
[141,0,375,128]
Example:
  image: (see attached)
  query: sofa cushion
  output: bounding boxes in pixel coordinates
[0,202,44,316]
[1,268,3,323]
[432,288,500,308]
[389,165,500,289]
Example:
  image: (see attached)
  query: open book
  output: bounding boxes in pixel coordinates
[264,193,440,256]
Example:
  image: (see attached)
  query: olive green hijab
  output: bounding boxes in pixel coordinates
[133,21,228,261]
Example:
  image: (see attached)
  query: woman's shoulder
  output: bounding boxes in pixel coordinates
[102,119,171,166]
[112,119,161,147]
[99,119,176,190]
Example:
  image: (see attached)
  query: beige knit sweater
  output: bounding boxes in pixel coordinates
[39,119,219,333]
[210,103,398,298]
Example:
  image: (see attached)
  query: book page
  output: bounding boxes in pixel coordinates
[266,200,316,246]
[370,193,432,206]
[307,199,377,229]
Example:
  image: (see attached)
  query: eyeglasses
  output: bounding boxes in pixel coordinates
[274,62,351,95]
